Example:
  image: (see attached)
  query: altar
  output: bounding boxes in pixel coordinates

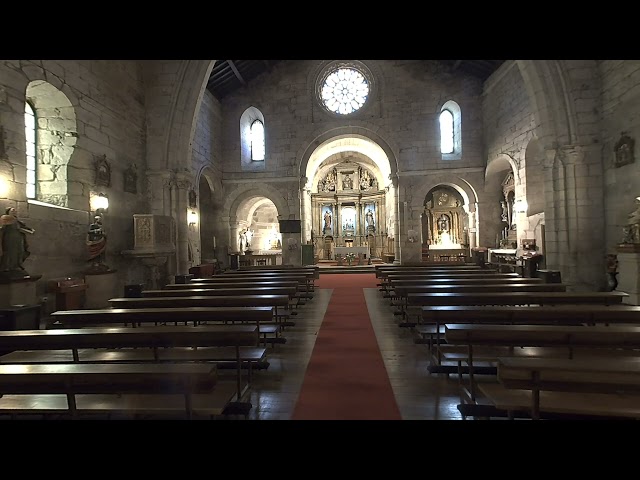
[334,246,370,259]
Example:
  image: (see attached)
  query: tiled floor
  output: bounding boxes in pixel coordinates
[237,274,464,420]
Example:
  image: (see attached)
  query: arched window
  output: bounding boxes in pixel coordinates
[24,101,37,199]
[250,119,265,161]
[439,109,454,154]
[240,106,265,170]
[440,100,462,160]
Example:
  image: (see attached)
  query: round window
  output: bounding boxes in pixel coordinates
[320,67,370,115]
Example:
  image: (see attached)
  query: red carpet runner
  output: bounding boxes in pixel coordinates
[292,273,402,420]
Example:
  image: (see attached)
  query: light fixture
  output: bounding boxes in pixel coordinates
[0,177,9,198]
[90,192,109,214]
[188,210,198,227]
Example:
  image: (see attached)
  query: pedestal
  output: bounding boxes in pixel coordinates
[616,244,640,305]
[401,241,422,264]
[0,275,41,308]
[84,270,118,309]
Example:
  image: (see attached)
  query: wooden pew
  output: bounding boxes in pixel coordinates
[49,306,279,345]
[393,284,568,325]
[0,363,237,419]
[50,306,273,328]
[109,297,289,345]
[377,270,515,293]
[480,357,640,420]
[236,266,320,280]
[192,274,313,299]
[443,323,640,417]
[0,325,261,403]
[163,281,306,311]
[406,291,628,307]
[416,304,640,356]
[216,270,317,293]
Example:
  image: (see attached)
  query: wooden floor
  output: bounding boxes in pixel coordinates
[227,280,463,420]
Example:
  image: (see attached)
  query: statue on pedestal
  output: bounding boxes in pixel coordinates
[622,196,640,244]
[0,207,34,279]
[86,214,110,273]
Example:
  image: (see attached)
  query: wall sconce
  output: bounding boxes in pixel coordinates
[407,229,418,243]
[90,192,109,215]
[0,177,9,198]
[287,237,298,250]
[188,210,198,227]
[514,199,528,214]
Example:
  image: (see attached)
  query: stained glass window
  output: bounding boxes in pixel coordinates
[321,67,369,115]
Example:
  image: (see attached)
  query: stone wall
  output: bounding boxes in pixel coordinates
[0,60,148,306]
[600,60,640,254]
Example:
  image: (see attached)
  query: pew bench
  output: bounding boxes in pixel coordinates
[476,357,640,420]
[440,323,640,417]
[419,304,640,357]
[49,307,284,346]
[0,363,241,420]
[0,325,260,403]
[392,284,568,325]
[107,296,290,342]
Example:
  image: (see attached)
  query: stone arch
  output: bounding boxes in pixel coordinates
[298,124,399,188]
[224,183,291,224]
[145,60,216,173]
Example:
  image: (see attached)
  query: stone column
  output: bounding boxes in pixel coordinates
[173,172,193,275]
[543,145,605,290]
[336,201,342,242]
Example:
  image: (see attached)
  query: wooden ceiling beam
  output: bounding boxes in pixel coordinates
[228,60,246,85]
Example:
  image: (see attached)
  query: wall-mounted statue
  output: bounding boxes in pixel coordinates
[188,188,197,208]
[95,155,111,187]
[123,164,137,194]
[86,214,109,272]
[614,134,635,168]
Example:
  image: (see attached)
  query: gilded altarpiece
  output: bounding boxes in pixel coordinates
[311,160,387,260]
[423,187,469,260]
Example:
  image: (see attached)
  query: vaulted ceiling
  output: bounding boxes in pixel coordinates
[206,60,506,101]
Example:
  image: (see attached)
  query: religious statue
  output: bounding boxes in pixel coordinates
[245,229,254,252]
[360,170,371,190]
[365,208,375,229]
[239,230,247,253]
[86,214,109,272]
[622,196,640,244]
[500,200,508,222]
[437,214,450,232]
[0,207,35,278]
[323,210,332,233]
[343,174,353,190]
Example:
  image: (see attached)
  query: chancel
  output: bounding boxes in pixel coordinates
[0,58,639,421]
